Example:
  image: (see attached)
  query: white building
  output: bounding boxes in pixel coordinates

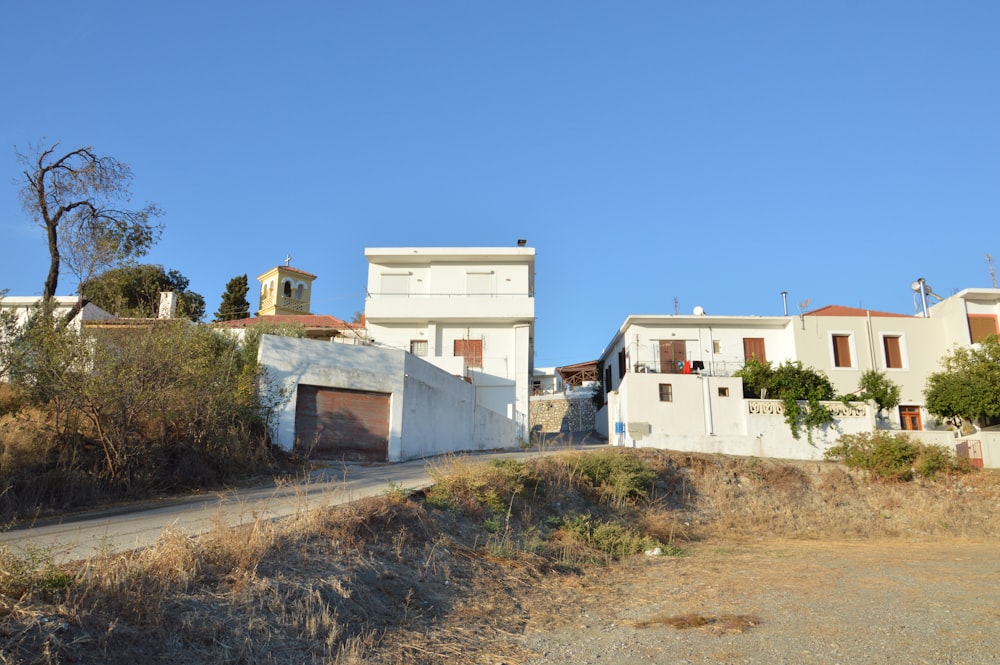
[598,287,1000,467]
[364,246,535,439]
[0,296,115,332]
[258,335,517,462]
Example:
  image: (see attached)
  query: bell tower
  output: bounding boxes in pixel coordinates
[256,257,317,316]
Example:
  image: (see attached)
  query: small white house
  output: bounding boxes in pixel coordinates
[0,296,115,332]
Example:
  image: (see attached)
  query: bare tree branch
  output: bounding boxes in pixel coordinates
[16,141,164,305]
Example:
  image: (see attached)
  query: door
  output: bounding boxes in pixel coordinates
[294,385,390,462]
[956,440,985,469]
[899,405,922,431]
[743,338,767,363]
[658,340,687,374]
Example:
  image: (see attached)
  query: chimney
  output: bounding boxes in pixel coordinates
[159,292,178,319]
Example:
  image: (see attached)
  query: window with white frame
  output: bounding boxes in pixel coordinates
[466,272,492,295]
[881,334,905,369]
[831,333,854,368]
[380,273,409,296]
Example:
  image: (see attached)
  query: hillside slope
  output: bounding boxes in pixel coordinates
[2,448,997,664]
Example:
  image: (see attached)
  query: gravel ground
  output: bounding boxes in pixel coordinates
[517,538,1000,665]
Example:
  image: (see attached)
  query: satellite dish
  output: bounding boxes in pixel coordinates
[692,306,705,316]
[911,281,922,292]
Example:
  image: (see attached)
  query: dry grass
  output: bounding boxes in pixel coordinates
[1,448,998,664]
[633,612,762,633]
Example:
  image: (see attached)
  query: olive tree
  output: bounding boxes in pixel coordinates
[17,142,163,310]
[857,369,901,420]
[925,336,1000,430]
[82,264,205,322]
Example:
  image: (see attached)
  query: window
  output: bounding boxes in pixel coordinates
[968,314,999,343]
[899,405,922,431]
[618,349,626,379]
[454,339,483,368]
[718,387,730,397]
[743,338,766,363]
[883,335,903,369]
[832,334,853,368]
[466,272,492,295]
[410,340,428,357]
[283,280,292,297]
[712,340,721,354]
[295,284,305,300]
[658,383,673,402]
[605,365,612,393]
[380,273,409,296]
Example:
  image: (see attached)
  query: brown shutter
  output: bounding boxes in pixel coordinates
[743,338,767,362]
[883,336,902,368]
[832,335,852,367]
[658,340,687,373]
[968,315,999,343]
[454,339,483,368]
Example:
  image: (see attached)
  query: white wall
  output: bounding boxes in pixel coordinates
[258,335,518,461]
[607,373,875,461]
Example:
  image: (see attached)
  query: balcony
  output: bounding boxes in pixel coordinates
[365,292,535,322]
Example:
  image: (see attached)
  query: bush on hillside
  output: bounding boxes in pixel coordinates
[824,431,970,481]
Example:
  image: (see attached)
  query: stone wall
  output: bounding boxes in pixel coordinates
[530,394,597,434]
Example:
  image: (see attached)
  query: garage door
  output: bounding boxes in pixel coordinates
[294,385,390,462]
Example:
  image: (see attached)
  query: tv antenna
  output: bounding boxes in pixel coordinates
[988,253,997,288]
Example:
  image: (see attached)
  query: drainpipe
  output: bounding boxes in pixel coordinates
[702,374,715,435]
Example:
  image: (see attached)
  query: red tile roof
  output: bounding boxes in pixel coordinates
[215,314,354,329]
[803,305,911,318]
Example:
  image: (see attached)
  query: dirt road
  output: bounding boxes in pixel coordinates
[519,539,1000,664]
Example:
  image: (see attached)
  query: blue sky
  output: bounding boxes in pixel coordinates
[1,1,998,368]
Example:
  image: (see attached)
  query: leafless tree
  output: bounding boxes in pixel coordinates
[17,142,164,309]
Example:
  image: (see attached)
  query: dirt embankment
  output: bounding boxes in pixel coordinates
[1,448,998,664]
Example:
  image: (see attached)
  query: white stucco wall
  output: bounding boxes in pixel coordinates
[258,335,518,461]
[607,378,875,461]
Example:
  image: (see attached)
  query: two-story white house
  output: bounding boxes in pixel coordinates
[598,286,1000,466]
[363,246,536,438]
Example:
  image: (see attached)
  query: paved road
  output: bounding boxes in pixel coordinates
[0,442,597,563]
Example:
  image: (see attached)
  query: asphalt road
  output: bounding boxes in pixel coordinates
[0,441,598,563]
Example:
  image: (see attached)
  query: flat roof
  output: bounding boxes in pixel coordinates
[365,247,535,263]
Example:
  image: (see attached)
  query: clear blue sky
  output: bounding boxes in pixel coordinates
[2,1,998,368]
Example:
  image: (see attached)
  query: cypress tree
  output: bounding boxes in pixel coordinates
[214,274,251,322]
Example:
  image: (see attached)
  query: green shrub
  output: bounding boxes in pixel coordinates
[825,432,969,481]
[0,544,77,598]
[426,457,538,515]
[569,451,657,504]
[559,514,677,558]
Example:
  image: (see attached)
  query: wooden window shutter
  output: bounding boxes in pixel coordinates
[883,336,902,369]
[968,315,999,343]
[454,339,483,368]
[743,338,767,363]
[832,335,852,368]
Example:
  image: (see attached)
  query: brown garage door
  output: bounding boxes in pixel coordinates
[294,385,389,462]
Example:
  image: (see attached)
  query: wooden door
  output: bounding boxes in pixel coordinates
[658,340,687,374]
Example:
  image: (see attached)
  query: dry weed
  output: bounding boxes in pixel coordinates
[634,611,762,633]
